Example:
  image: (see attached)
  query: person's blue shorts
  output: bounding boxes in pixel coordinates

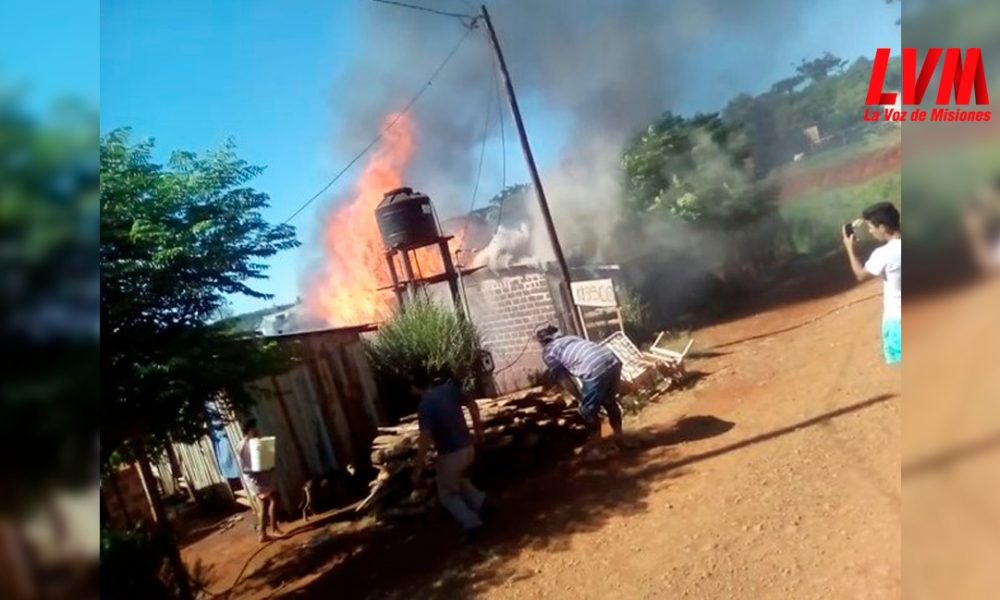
[882,319,901,365]
[579,362,623,426]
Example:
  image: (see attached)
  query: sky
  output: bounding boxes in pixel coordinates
[100,0,901,317]
[1,1,100,108]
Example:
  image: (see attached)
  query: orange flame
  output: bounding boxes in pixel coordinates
[308,112,463,327]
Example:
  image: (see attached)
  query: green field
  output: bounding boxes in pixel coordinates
[780,171,902,256]
[775,127,900,178]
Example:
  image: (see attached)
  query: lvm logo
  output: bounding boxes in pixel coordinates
[864,48,991,123]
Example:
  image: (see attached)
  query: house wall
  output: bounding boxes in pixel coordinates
[463,268,574,393]
[100,464,155,531]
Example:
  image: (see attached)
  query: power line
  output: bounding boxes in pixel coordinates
[469,75,493,215]
[280,24,475,225]
[457,59,495,246]
[369,0,475,21]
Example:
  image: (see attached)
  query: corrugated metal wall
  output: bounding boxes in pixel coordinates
[247,326,384,514]
[173,438,230,499]
[153,454,178,497]
[170,326,385,519]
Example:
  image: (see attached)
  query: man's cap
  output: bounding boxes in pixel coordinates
[534,324,560,343]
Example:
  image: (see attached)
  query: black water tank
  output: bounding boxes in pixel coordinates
[375,187,440,250]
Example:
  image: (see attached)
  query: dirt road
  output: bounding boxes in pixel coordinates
[185,266,901,599]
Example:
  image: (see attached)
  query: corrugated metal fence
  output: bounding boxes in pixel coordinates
[169,326,386,518]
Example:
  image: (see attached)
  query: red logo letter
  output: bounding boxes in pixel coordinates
[902,48,942,105]
[866,48,896,105]
[936,48,990,105]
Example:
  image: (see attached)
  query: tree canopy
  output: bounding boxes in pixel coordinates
[722,53,902,173]
[0,91,98,512]
[101,130,299,464]
[622,112,772,228]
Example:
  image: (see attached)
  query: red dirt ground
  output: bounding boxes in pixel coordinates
[182,256,902,599]
[779,144,901,201]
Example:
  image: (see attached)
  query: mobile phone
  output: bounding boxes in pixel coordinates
[843,222,854,238]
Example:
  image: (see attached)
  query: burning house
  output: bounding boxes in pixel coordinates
[287,112,575,393]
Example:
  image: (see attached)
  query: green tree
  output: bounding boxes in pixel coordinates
[796,52,848,82]
[100,130,299,464]
[622,112,772,227]
[770,75,806,95]
[723,54,902,175]
[0,90,99,514]
[483,182,533,227]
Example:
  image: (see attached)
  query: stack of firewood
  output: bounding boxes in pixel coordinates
[357,387,590,519]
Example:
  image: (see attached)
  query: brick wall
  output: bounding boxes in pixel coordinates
[464,269,570,393]
[101,464,155,531]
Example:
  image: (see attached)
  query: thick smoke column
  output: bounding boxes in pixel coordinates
[328,0,799,260]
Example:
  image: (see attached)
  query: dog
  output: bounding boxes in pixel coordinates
[299,477,330,522]
[299,464,358,521]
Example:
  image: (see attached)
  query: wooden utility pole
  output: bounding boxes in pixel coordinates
[479,5,582,335]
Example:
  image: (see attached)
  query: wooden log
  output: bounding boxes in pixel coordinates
[372,434,406,445]
[489,386,544,404]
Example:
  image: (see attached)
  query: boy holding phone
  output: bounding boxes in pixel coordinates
[841,202,902,365]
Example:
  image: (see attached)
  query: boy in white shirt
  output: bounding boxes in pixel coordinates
[842,202,902,365]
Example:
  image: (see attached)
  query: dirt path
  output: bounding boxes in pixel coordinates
[184,275,901,599]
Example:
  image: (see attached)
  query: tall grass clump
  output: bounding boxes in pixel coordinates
[365,299,482,395]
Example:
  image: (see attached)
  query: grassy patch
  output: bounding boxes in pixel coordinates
[780,171,901,256]
[776,127,900,177]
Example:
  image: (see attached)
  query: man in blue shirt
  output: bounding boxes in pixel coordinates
[410,366,487,539]
[535,325,625,456]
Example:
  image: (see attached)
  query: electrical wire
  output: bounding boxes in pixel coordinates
[456,58,496,248]
[492,335,534,374]
[369,0,475,21]
[468,76,493,222]
[492,319,553,374]
[280,25,474,225]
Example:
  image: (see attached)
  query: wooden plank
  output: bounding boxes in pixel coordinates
[271,375,311,479]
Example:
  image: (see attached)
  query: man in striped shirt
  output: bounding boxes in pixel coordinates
[535,325,625,454]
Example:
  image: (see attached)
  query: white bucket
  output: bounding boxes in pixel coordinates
[248,436,276,472]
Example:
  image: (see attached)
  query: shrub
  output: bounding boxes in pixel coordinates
[365,299,482,401]
[617,285,653,343]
